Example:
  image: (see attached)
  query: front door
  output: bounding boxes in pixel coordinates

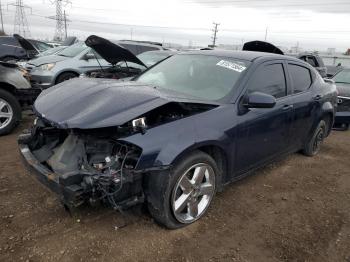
[234,61,294,173]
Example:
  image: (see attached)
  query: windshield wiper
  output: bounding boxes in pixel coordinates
[335,81,350,84]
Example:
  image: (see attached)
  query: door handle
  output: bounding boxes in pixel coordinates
[313,95,322,101]
[282,105,293,110]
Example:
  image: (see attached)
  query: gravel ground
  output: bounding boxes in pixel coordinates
[0,115,350,262]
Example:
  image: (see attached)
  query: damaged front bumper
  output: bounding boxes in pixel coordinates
[18,131,170,211]
[19,142,92,210]
[335,96,350,124]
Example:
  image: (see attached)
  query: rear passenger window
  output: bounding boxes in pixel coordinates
[289,64,312,94]
[248,63,287,99]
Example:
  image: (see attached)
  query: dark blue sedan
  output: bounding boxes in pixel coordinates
[19,50,337,228]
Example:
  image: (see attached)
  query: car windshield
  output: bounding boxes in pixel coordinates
[57,42,86,58]
[136,54,250,101]
[37,46,66,57]
[333,69,350,84]
[137,52,172,67]
[115,52,169,70]
[31,41,52,52]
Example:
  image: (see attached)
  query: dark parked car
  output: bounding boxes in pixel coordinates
[332,68,350,130]
[0,35,52,62]
[243,41,328,78]
[83,35,176,79]
[297,53,327,78]
[19,50,337,228]
[0,61,41,135]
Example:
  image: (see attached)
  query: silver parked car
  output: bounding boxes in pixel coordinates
[26,40,164,88]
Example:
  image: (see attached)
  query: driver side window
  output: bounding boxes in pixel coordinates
[247,63,287,99]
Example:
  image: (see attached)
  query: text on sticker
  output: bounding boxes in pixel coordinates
[216,60,246,73]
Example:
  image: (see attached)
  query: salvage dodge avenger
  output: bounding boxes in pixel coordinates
[19,50,337,228]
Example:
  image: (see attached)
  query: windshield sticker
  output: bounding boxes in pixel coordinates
[216,60,246,73]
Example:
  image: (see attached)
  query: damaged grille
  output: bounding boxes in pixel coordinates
[26,121,143,208]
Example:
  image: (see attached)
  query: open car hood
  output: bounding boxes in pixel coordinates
[85,35,146,67]
[243,40,284,55]
[34,78,215,129]
[13,34,39,56]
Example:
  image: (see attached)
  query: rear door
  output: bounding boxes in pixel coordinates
[286,62,318,147]
[234,61,294,173]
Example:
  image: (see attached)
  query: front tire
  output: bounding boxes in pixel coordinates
[303,120,327,156]
[146,151,218,229]
[0,89,21,135]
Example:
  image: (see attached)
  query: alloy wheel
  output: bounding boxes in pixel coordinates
[171,163,215,224]
[0,98,13,130]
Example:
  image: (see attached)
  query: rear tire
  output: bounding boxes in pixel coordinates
[56,72,78,84]
[302,120,327,156]
[146,151,218,229]
[0,89,21,136]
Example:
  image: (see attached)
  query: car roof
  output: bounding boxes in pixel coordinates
[139,50,178,55]
[179,50,305,63]
[112,40,163,49]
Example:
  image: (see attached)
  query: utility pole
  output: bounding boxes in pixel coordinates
[0,0,4,33]
[49,0,71,41]
[264,27,268,41]
[211,22,219,48]
[8,0,31,37]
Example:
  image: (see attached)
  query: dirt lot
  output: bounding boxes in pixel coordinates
[0,115,350,262]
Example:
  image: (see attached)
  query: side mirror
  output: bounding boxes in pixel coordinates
[244,92,276,109]
[84,53,95,60]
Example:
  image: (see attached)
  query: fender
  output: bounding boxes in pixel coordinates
[121,105,235,174]
[0,66,31,90]
[120,116,198,170]
[306,100,335,140]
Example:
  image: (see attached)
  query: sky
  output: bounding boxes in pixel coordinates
[1,0,350,51]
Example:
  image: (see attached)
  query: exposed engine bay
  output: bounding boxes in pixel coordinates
[25,123,143,209]
[84,65,143,79]
[20,102,216,210]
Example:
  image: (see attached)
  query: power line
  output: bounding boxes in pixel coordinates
[8,0,31,37]
[4,8,350,36]
[48,0,71,41]
[186,0,350,6]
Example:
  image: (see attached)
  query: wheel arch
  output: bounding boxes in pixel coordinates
[54,70,80,84]
[0,82,17,95]
[169,142,229,191]
[321,101,335,136]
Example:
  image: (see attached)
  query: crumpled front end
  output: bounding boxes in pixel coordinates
[18,118,149,210]
[335,96,350,124]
